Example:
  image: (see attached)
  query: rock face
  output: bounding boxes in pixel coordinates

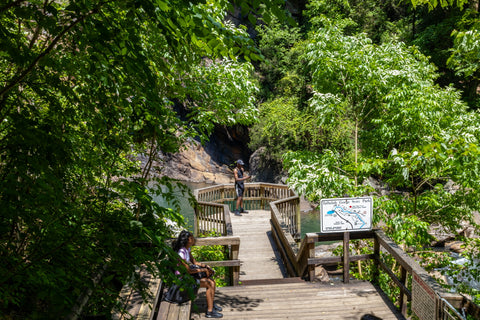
[160,139,234,184]
[159,125,255,184]
[157,121,290,184]
[249,147,286,184]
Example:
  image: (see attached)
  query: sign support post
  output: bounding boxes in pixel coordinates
[343,231,350,283]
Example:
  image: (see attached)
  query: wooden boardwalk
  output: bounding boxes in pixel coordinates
[192,280,405,319]
[189,209,405,319]
[230,209,285,281]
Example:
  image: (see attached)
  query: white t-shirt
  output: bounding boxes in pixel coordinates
[178,247,191,263]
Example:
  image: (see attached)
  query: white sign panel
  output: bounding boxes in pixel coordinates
[320,197,373,233]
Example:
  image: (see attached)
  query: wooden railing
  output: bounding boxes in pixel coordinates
[195,236,241,286]
[270,205,478,320]
[194,183,296,237]
[195,202,232,236]
[270,196,301,241]
[193,183,295,284]
[196,183,479,319]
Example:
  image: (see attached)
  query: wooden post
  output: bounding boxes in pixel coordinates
[231,243,240,286]
[295,197,301,241]
[399,266,407,316]
[373,232,380,285]
[260,185,265,209]
[194,206,198,237]
[307,238,316,281]
[343,231,350,283]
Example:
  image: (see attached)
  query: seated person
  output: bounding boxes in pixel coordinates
[173,230,223,318]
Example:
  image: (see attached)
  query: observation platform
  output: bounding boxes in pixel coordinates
[231,209,286,282]
[191,206,404,319]
[191,183,472,320]
[114,183,478,320]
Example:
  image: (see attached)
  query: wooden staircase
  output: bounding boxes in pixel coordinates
[191,279,405,320]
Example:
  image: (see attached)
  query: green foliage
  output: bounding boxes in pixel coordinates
[282,150,363,202]
[191,232,229,287]
[182,59,260,140]
[285,24,480,234]
[447,17,480,106]
[384,214,433,249]
[0,0,289,318]
[411,0,468,10]
[249,97,327,159]
[444,238,480,305]
[245,0,480,311]
[304,0,395,42]
[274,12,480,307]
[449,27,480,77]
[255,17,306,100]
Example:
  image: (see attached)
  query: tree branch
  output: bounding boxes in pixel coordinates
[0,0,25,14]
[0,3,104,115]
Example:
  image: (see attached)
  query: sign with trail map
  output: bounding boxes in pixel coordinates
[320,197,373,233]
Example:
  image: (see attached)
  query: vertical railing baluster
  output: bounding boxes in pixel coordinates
[399,266,407,316]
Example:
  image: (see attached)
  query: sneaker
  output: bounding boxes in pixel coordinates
[213,303,222,311]
[206,310,223,318]
[240,207,248,213]
[234,210,242,216]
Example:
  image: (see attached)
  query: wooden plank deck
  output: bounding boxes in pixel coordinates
[230,209,286,281]
[191,281,405,319]
[189,208,405,319]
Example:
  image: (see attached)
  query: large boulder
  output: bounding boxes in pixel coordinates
[159,139,233,184]
[249,147,286,183]
[157,125,252,183]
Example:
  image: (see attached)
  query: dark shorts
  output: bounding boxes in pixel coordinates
[235,185,244,198]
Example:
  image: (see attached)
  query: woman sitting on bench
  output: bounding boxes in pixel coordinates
[174,230,223,318]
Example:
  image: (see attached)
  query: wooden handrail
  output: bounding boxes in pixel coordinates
[194,183,297,286]
[194,183,297,237]
[271,222,474,319]
[194,183,478,319]
[194,236,241,286]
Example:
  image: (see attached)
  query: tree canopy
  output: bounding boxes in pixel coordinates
[250,0,480,304]
[0,0,288,318]
[2,0,480,316]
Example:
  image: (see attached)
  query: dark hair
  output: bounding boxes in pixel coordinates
[173,230,194,252]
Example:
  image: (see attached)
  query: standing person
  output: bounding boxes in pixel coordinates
[173,230,223,318]
[234,159,250,216]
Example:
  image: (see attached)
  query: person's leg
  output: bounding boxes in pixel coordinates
[208,279,216,308]
[236,196,242,210]
[241,200,248,212]
[234,186,242,216]
[201,279,222,317]
[200,279,214,312]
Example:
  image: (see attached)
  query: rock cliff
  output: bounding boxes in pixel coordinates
[157,124,287,184]
[158,125,257,184]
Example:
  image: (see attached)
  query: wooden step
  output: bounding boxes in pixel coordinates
[238,277,304,286]
[191,281,405,320]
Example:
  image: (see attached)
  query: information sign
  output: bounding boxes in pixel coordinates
[320,197,373,233]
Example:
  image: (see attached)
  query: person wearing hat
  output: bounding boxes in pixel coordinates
[233,159,250,216]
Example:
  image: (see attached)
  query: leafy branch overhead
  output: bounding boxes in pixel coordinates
[0,0,287,318]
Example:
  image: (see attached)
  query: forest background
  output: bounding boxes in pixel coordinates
[1,0,480,319]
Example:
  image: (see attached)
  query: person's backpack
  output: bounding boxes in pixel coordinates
[163,281,198,305]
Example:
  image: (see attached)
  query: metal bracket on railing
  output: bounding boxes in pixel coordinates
[438,296,466,320]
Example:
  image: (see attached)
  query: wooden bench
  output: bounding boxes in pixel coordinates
[112,266,191,320]
[112,236,240,319]
[156,299,191,320]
